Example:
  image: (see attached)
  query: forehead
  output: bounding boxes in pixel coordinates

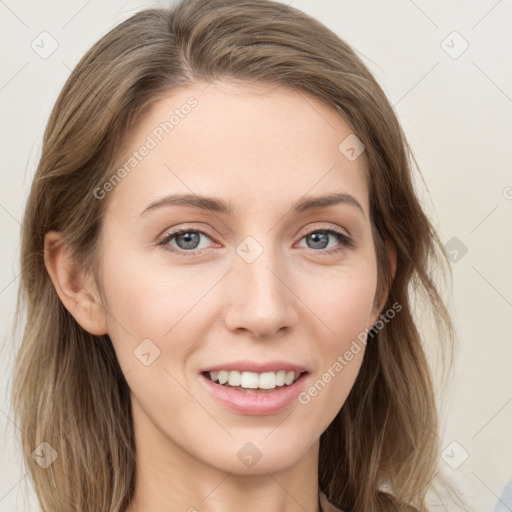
[106,80,370,219]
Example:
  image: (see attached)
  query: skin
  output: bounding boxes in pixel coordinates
[45,79,396,512]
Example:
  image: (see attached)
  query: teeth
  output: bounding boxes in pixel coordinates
[275,370,286,386]
[240,371,259,388]
[228,371,241,386]
[207,370,302,390]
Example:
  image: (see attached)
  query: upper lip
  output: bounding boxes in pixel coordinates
[201,360,309,374]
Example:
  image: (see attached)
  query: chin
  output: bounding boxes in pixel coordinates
[200,435,315,475]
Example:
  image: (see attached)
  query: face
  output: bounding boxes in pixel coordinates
[95,80,381,474]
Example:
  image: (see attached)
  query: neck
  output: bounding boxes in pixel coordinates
[125,398,321,512]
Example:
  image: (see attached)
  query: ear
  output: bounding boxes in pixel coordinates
[44,231,108,336]
[370,237,397,326]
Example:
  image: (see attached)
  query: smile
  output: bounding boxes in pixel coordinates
[199,369,310,415]
[205,370,304,391]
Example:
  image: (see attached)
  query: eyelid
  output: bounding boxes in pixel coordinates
[158,223,215,241]
[301,222,351,239]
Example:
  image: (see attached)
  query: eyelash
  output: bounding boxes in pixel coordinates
[158,225,354,258]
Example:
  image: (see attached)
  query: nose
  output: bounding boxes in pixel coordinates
[223,241,297,339]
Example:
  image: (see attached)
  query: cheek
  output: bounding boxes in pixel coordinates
[301,260,378,345]
[298,263,377,405]
[328,282,376,350]
[100,241,181,327]
[98,246,227,371]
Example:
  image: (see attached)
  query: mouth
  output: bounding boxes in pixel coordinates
[199,369,310,415]
[201,370,308,393]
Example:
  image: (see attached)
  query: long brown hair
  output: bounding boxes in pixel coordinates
[12,0,463,510]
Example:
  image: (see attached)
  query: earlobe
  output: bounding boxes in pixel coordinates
[43,231,108,336]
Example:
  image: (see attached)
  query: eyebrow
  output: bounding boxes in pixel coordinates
[140,192,365,218]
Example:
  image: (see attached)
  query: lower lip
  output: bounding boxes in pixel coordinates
[199,372,309,415]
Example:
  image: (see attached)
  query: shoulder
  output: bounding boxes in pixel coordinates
[319,491,344,512]
[319,491,419,512]
[379,491,419,512]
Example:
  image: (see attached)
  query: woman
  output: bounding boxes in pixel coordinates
[12,0,463,510]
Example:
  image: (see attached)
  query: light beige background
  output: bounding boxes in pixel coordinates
[1,0,511,510]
